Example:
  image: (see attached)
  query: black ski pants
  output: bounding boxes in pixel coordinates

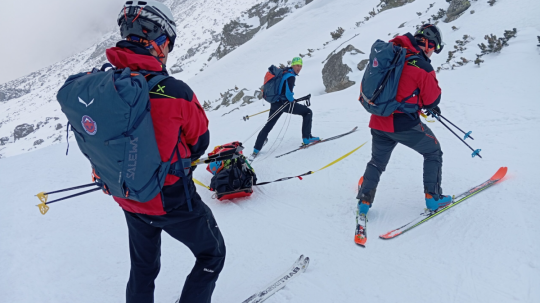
[254,101,313,151]
[123,192,225,303]
[357,123,443,204]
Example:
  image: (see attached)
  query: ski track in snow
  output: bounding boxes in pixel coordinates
[1,0,540,302]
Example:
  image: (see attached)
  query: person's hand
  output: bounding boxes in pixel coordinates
[426,106,441,117]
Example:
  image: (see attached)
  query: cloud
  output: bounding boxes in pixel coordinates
[0,0,126,84]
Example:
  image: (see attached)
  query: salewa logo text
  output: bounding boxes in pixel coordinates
[126,137,139,180]
[78,97,94,107]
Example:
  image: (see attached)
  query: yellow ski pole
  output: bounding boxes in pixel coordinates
[243,109,270,121]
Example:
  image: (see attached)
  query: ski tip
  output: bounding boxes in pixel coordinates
[358,176,364,190]
[354,234,367,246]
[302,257,310,272]
[490,167,508,182]
[379,231,401,240]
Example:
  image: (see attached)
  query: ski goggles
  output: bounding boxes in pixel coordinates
[127,35,168,49]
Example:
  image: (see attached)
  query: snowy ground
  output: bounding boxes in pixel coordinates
[1,0,539,302]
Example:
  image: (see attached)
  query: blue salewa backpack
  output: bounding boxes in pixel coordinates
[262,65,295,103]
[359,40,420,116]
[57,65,190,204]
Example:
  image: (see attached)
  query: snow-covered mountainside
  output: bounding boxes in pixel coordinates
[1,0,539,302]
[0,0,311,158]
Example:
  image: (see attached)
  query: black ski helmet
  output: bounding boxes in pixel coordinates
[414,24,444,54]
[117,0,177,52]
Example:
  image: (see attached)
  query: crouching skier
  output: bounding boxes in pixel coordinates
[250,57,319,160]
[110,2,225,302]
[358,24,452,220]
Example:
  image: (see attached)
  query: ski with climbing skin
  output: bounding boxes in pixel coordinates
[379,167,508,240]
[355,212,368,247]
[275,126,358,158]
[241,255,310,303]
[354,176,367,247]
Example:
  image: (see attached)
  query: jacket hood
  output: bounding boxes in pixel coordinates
[390,33,431,62]
[106,40,167,72]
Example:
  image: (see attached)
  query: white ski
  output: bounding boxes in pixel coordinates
[241,255,310,303]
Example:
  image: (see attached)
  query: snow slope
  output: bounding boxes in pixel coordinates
[1,0,539,302]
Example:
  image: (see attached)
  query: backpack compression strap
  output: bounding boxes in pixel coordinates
[167,127,194,212]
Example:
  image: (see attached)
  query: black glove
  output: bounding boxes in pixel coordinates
[426,106,441,117]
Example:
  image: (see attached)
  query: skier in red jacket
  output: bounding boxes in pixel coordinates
[110,1,225,302]
[358,24,452,216]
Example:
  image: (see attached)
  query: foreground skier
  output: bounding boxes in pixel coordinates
[111,1,225,302]
[356,24,450,245]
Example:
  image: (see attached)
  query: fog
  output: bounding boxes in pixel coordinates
[0,0,126,84]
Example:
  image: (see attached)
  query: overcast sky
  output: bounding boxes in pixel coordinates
[0,0,126,84]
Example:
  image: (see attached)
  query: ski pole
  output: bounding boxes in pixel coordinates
[427,109,482,158]
[242,95,311,121]
[39,183,99,195]
[436,113,474,140]
[243,109,270,121]
[36,183,101,215]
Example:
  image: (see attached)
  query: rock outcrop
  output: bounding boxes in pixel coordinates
[211,0,310,60]
[357,59,370,71]
[13,124,35,141]
[445,0,471,22]
[322,45,362,93]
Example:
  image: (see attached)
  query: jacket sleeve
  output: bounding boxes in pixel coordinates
[181,93,210,161]
[420,70,442,109]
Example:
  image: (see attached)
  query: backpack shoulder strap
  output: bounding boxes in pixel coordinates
[278,72,296,94]
[146,75,171,91]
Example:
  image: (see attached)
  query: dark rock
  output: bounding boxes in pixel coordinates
[0,137,9,145]
[55,123,63,130]
[445,0,471,22]
[84,35,119,65]
[242,95,255,105]
[213,21,260,59]
[216,90,235,109]
[13,124,35,141]
[34,139,44,146]
[357,59,370,71]
[322,45,359,93]
[379,0,415,13]
[254,90,263,100]
[0,87,31,102]
[266,7,290,28]
[232,89,247,104]
[170,64,183,74]
[211,0,311,60]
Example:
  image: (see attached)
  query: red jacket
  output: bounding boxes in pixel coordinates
[369,33,442,132]
[106,41,209,215]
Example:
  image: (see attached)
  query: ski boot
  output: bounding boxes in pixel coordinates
[358,200,371,216]
[425,193,452,212]
[302,136,320,145]
[248,148,259,162]
[248,139,268,163]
